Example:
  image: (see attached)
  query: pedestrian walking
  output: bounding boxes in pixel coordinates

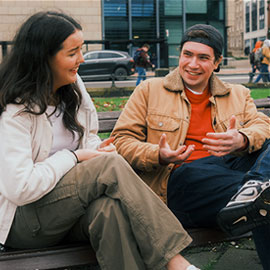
[134,44,155,86]
[249,40,263,83]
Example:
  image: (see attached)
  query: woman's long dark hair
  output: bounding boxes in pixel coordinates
[0,11,84,140]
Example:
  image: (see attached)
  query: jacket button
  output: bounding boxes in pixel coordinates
[158,122,163,127]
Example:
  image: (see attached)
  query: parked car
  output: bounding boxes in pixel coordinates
[78,50,135,81]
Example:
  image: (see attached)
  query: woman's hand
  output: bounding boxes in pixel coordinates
[98,136,116,153]
[73,137,117,162]
[73,149,104,162]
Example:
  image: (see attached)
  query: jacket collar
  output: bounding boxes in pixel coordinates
[163,67,232,96]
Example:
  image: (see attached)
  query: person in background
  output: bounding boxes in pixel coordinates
[134,44,155,86]
[244,46,250,56]
[255,39,270,83]
[0,11,201,270]
[112,24,270,269]
[249,40,263,83]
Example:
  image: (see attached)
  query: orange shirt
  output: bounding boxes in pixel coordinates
[184,86,214,163]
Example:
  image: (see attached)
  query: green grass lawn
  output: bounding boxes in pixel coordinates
[250,88,270,100]
[92,97,128,112]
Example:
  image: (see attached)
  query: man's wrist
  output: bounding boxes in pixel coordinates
[238,133,249,151]
[159,153,168,165]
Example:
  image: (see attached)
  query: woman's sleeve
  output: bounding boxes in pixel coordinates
[0,110,76,206]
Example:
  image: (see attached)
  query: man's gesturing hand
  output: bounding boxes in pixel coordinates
[202,115,248,157]
[159,133,195,165]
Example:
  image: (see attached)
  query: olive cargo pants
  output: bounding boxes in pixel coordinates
[6,154,191,270]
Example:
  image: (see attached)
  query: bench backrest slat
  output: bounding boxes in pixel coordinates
[97,107,270,134]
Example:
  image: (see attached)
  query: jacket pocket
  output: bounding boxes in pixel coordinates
[218,112,245,131]
[146,114,180,132]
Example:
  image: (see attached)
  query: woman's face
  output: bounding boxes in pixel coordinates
[49,30,84,91]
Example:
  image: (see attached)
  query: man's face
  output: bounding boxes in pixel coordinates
[179,41,222,92]
[142,46,149,52]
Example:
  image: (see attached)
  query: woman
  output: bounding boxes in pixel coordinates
[0,11,200,270]
[250,40,262,83]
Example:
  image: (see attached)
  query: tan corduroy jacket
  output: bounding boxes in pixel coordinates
[112,68,270,204]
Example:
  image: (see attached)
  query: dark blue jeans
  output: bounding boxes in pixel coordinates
[136,67,146,86]
[255,63,270,83]
[167,139,270,269]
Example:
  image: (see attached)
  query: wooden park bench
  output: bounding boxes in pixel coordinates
[0,98,269,270]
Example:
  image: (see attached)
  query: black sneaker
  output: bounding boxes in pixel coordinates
[217,180,270,236]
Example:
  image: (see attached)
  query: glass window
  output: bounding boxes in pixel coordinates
[245,1,250,33]
[132,0,154,17]
[164,0,182,16]
[104,0,127,16]
[207,0,224,20]
[259,0,265,29]
[251,0,257,31]
[84,52,99,60]
[99,52,122,58]
[132,0,156,40]
[105,17,129,40]
[186,0,207,14]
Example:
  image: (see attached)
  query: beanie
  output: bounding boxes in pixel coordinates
[180,24,224,56]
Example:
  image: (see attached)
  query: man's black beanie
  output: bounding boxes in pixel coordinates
[180,24,224,56]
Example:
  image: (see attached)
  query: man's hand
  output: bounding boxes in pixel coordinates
[159,133,195,165]
[202,115,247,157]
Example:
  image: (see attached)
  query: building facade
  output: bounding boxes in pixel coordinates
[226,0,245,57]
[0,0,103,61]
[103,0,226,67]
[244,0,269,53]
[0,0,226,67]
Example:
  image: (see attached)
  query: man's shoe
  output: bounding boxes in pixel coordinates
[217,180,270,236]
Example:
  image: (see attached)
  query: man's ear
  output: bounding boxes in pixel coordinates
[214,56,223,73]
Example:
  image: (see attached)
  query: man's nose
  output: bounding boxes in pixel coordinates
[189,56,199,67]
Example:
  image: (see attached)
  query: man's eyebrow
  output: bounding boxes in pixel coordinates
[198,53,211,57]
[184,49,211,57]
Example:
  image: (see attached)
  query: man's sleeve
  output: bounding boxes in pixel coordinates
[111,82,160,172]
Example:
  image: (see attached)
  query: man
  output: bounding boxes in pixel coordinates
[134,44,155,86]
[112,24,270,269]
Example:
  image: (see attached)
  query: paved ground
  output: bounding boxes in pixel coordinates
[68,236,262,270]
[183,237,263,270]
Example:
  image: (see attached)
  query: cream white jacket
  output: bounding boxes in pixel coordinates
[0,75,101,244]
